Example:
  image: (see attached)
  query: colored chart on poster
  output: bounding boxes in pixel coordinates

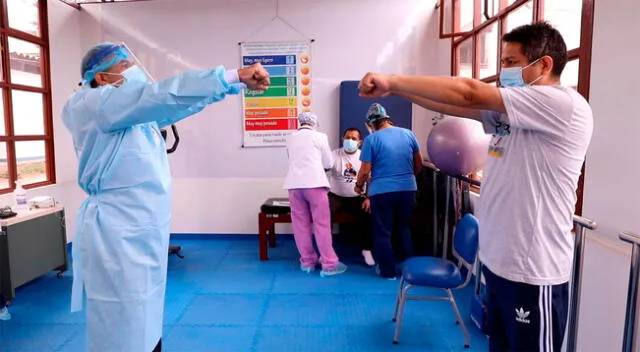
[240,41,312,147]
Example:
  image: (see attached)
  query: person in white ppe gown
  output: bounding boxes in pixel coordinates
[62,42,270,352]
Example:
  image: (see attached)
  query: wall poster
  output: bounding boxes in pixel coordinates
[240,41,312,147]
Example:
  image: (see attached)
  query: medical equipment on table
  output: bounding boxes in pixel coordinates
[0,206,17,219]
[28,196,57,209]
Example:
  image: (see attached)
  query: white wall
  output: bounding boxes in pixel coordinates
[411,5,452,155]
[53,0,444,234]
[0,0,447,241]
[576,0,640,350]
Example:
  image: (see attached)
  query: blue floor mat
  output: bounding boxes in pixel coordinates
[0,238,488,352]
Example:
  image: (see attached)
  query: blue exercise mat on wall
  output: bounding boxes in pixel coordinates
[339,80,412,143]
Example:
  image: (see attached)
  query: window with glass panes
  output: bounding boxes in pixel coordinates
[0,0,55,192]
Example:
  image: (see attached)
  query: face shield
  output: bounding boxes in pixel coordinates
[80,42,154,88]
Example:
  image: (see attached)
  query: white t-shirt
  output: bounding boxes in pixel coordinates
[478,85,593,286]
[327,148,362,197]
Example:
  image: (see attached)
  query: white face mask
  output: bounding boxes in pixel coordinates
[100,65,150,87]
[99,71,125,87]
[121,65,150,83]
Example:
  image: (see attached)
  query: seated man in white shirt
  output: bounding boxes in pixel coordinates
[327,127,375,266]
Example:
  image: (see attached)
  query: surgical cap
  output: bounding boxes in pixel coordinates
[298,112,318,127]
[80,42,131,83]
[366,103,389,122]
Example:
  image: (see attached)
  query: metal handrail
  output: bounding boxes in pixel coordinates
[619,231,640,352]
[421,160,597,352]
[566,216,598,352]
[422,160,481,187]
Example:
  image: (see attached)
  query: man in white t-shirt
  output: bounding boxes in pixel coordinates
[326,127,375,266]
[356,22,593,351]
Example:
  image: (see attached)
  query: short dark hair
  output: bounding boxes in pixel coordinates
[372,118,392,130]
[343,127,362,140]
[502,21,567,77]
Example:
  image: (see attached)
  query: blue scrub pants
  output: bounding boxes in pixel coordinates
[369,191,415,278]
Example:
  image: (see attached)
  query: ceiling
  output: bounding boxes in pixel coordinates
[58,0,158,7]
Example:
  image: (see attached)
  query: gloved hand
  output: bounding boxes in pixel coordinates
[238,63,270,91]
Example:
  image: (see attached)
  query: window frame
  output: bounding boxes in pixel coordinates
[0,0,55,193]
[444,0,595,214]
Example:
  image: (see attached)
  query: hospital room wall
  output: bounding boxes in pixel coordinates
[573,0,640,349]
[38,0,447,236]
[4,1,639,347]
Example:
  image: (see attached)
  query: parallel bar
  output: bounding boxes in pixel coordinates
[432,170,438,256]
[573,215,598,230]
[566,216,597,352]
[423,160,481,187]
[620,231,640,352]
[442,176,451,259]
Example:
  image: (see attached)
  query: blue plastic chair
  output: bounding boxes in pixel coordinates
[392,213,479,348]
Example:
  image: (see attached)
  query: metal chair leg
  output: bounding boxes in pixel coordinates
[393,284,412,344]
[392,276,405,322]
[447,289,471,348]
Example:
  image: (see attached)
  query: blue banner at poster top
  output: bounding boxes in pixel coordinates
[243,55,296,66]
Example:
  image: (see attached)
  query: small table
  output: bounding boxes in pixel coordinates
[258,198,292,261]
[258,198,354,261]
[0,206,68,301]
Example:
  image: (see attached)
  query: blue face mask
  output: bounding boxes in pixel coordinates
[498,58,542,87]
[343,139,359,153]
[122,65,150,84]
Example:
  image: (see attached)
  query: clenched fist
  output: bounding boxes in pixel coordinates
[358,72,392,99]
[238,63,270,90]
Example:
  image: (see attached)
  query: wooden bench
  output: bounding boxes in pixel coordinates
[258,198,356,261]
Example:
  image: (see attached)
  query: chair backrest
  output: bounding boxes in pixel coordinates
[452,213,479,268]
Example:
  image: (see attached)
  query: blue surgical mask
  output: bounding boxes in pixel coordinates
[498,58,542,87]
[122,65,150,84]
[343,139,359,153]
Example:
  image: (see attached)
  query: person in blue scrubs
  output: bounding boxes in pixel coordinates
[354,103,423,279]
[62,42,269,352]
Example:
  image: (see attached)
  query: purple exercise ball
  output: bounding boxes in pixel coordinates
[426,117,492,176]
